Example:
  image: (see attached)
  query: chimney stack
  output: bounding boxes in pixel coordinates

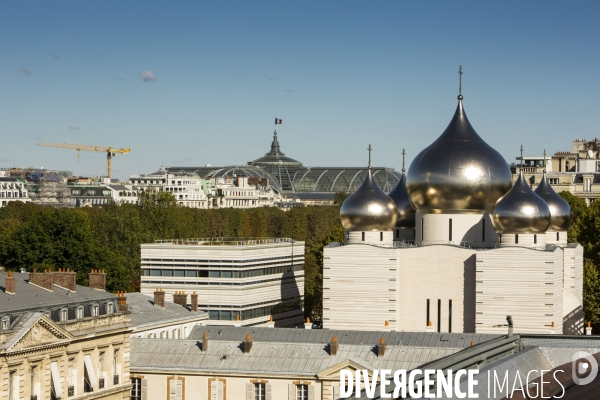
[173,291,188,307]
[377,338,387,357]
[202,332,209,351]
[4,271,15,294]
[329,336,339,356]
[54,268,77,291]
[191,291,198,312]
[28,269,53,291]
[586,322,592,336]
[243,334,253,354]
[550,321,556,335]
[234,314,242,327]
[116,291,128,312]
[304,317,312,330]
[88,269,107,291]
[154,288,165,307]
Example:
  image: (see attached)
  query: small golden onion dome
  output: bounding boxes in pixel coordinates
[534,174,571,231]
[491,172,551,234]
[406,98,512,212]
[388,173,415,229]
[340,169,398,231]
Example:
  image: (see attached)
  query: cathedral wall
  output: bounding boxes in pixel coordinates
[475,247,564,334]
[322,243,397,330]
[416,213,497,248]
[396,245,476,333]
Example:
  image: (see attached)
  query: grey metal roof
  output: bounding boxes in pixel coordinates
[131,338,469,376]
[0,272,114,314]
[187,325,499,347]
[126,292,207,329]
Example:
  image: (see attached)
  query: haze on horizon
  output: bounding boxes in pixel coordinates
[1,1,599,180]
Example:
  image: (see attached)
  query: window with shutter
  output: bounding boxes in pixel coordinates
[211,380,224,400]
[246,383,253,400]
[141,378,148,400]
[265,384,272,400]
[288,384,295,400]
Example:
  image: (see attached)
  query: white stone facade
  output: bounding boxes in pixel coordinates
[323,234,583,335]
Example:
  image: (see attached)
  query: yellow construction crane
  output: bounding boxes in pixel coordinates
[36,142,130,178]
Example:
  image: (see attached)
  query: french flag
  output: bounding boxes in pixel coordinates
[275,118,282,124]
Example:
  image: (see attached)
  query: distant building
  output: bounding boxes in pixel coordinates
[139,237,305,327]
[126,292,208,339]
[0,177,30,207]
[0,270,131,399]
[163,130,403,205]
[515,138,600,204]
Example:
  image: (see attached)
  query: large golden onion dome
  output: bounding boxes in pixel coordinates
[534,173,571,231]
[388,173,415,229]
[491,171,551,234]
[340,167,398,231]
[406,97,512,213]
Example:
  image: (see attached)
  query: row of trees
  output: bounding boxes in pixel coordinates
[0,192,343,319]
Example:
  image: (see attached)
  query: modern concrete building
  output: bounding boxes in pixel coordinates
[139,237,305,327]
[323,93,584,336]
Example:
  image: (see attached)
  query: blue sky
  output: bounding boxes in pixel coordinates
[1,1,599,179]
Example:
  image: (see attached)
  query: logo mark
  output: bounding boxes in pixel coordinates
[572,351,598,386]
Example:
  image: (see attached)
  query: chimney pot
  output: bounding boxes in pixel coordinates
[236,315,240,321]
[190,291,198,312]
[384,320,389,327]
[54,269,77,292]
[243,334,253,354]
[269,316,273,322]
[88,269,107,291]
[29,269,53,291]
[471,341,475,346]
[330,337,339,356]
[377,338,387,357]
[202,332,209,351]
[154,288,165,307]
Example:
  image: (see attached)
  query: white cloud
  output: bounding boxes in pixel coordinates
[51,53,60,59]
[21,67,32,76]
[139,70,157,82]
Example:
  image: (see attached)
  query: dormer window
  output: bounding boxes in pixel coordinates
[107,302,114,314]
[92,304,99,317]
[1,317,9,330]
[60,308,68,322]
[76,307,84,319]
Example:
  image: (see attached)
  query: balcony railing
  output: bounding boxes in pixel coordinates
[68,386,75,396]
[99,378,105,389]
[113,375,120,385]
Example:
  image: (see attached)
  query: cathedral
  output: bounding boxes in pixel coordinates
[323,91,583,335]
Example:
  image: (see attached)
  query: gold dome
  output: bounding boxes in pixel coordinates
[406,98,512,213]
[340,168,398,231]
[491,172,550,234]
